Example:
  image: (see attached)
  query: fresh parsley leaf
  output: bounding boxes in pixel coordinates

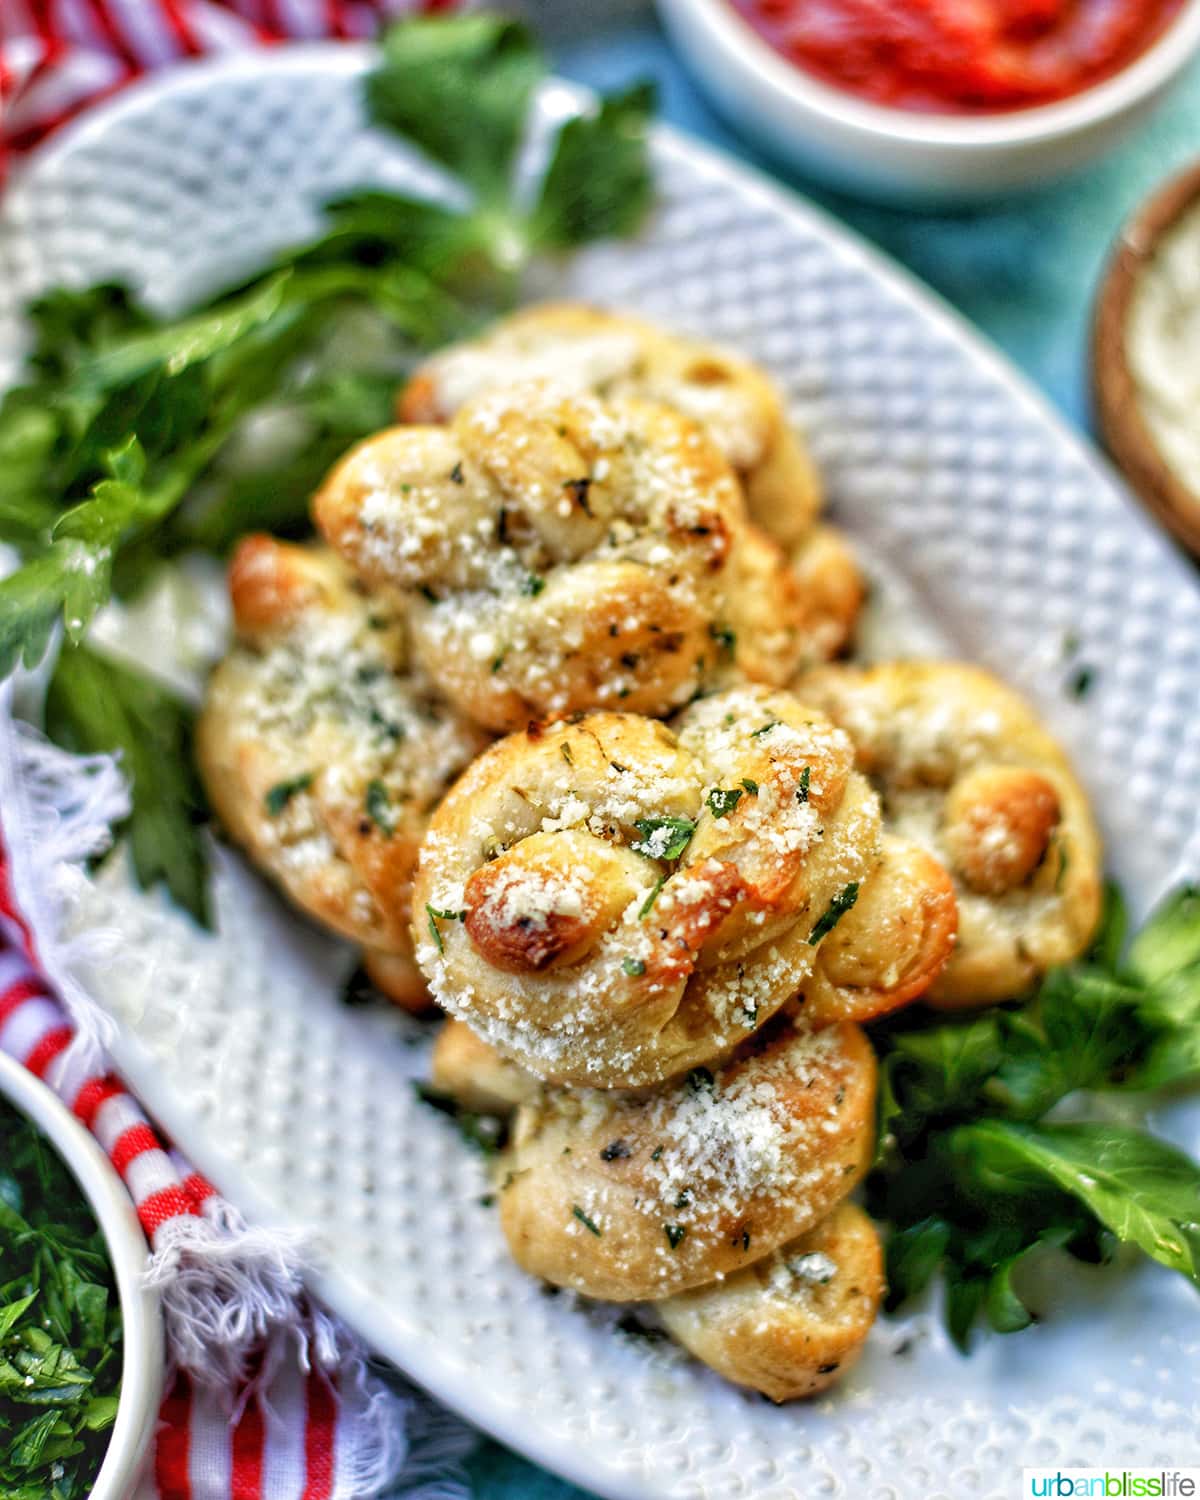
[638,874,666,920]
[264,774,314,818]
[1128,884,1200,989]
[706,787,743,819]
[44,643,210,925]
[424,903,464,954]
[622,956,646,977]
[808,883,859,944]
[985,969,1148,1119]
[879,1013,1004,1146]
[951,1120,1200,1288]
[76,272,292,392]
[413,1083,506,1155]
[529,82,656,249]
[364,778,394,835]
[365,16,544,196]
[1068,665,1095,699]
[572,1205,602,1236]
[23,282,153,381]
[631,815,695,861]
[882,1216,951,1310]
[1087,880,1129,973]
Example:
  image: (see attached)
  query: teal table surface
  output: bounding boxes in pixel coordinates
[465,12,1200,1497]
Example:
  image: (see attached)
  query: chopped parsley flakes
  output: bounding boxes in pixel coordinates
[365,779,394,835]
[638,875,667,920]
[706,787,743,819]
[808,883,860,944]
[1069,665,1096,699]
[631,815,695,861]
[264,772,313,816]
[572,1206,602,1236]
[425,903,465,953]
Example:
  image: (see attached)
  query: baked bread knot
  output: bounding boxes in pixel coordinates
[498,1018,876,1301]
[795,835,958,1025]
[397,302,822,547]
[196,536,489,1010]
[795,661,1102,1007]
[313,382,747,732]
[656,1202,884,1401]
[430,1019,539,1116]
[725,524,863,687]
[412,685,882,1087]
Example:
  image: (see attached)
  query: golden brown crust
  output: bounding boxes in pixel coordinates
[657,1202,884,1401]
[429,1020,540,1115]
[314,385,746,732]
[796,835,958,1025]
[498,1019,876,1301]
[788,525,865,663]
[721,524,865,689]
[396,302,822,546]
[412,686,882,1088]
[943,766,1061,897]
[795,661,1103,1007]
[362,946,434,1014]
[196,536,489,972]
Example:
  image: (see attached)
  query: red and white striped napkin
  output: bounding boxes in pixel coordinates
[0,0,459,165]
[0,822,474,1499]
[0,2,480,1496]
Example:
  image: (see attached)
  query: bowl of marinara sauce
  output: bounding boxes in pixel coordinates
[655,0,1200,203]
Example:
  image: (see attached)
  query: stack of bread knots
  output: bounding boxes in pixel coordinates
[198,303,1103,1402]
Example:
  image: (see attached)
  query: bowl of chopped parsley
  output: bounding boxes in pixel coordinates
[0,1049,162,1500]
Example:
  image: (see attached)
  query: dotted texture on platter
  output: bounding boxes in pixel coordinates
[2,52,1199,1500]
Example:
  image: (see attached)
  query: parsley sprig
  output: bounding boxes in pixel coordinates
[871,884,1200,1348]
[0,14,654,927]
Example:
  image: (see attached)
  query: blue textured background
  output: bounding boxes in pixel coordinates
[466,10,1200,1495]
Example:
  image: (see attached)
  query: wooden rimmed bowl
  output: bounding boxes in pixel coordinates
[1093,157,1200,557]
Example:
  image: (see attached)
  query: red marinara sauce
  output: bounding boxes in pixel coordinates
[729,0,1186,114]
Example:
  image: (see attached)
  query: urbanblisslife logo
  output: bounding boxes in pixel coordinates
[1024,1473,1200,1498]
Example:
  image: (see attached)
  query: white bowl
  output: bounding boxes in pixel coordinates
[0,1050,163,1500]
[656,0,1200,203]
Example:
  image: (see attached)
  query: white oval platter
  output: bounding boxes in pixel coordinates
[1,47,1199,1500]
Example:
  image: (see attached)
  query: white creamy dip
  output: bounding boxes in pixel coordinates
[1126,199,1200,501]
